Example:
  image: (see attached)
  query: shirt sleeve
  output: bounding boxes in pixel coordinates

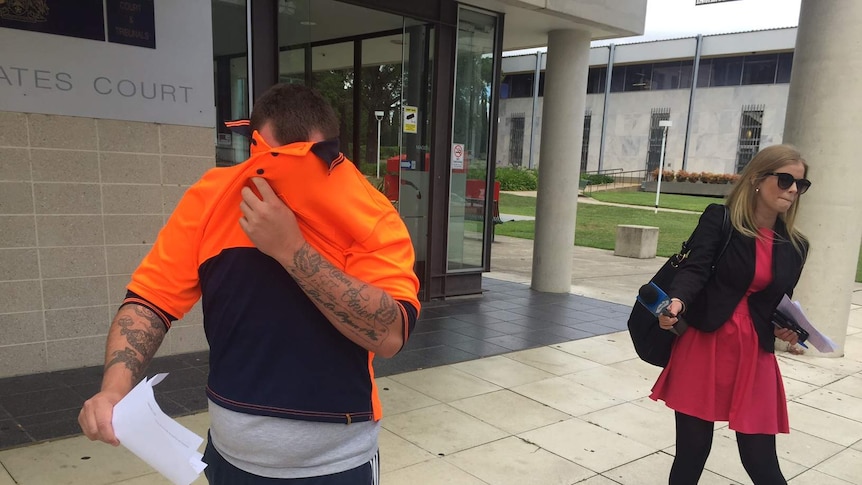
[343,209,421,326]
[126,184,206,323]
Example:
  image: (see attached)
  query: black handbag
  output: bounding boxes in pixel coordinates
[627,206,732,367]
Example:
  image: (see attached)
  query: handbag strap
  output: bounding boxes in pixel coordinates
[674,205,732,271]
[710,205,732,273]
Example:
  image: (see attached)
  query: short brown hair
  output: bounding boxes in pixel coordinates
[249,84,339,145]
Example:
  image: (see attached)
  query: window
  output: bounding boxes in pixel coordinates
[624,64,652,91]
[710,56,743,87]
[610,65,626,92]
[646,108,671,174]
[508,114,525,167]
[776,52,793,83]
[581,110,592,171]
[501,73,534,98]
[741,54,778,85]
[737,105,764,173]
[679,60,694,89]
[696,58,712,88]
[586,67,606,94]
[652,61,681,90]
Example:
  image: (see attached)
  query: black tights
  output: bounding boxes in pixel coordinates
[670,412,786,485]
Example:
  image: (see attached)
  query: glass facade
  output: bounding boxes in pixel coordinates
[501,52,792,98]
[447,7,498,272]
[212,0,250,166]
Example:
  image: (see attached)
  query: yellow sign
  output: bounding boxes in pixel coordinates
[403,106,418,134]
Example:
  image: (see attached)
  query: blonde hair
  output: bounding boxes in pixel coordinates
[725,144,809,255]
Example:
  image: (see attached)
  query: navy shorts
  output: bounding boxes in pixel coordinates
[202,438,380,485]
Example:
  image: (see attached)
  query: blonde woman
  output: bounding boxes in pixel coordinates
[651,144,811,485]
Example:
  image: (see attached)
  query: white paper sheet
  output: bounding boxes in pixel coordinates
[112,373,207,485]
[777,295,838,353]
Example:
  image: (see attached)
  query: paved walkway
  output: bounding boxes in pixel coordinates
[1,239,861,484]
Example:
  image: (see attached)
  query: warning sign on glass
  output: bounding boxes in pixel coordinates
[451,143,465,170]
[403,106,418,134]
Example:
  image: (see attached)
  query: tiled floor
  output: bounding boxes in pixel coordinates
[0,278,630,451]
[2,239,861,484]
[1,322,861,485]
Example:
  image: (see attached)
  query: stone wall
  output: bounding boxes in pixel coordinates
[0,111,214,378]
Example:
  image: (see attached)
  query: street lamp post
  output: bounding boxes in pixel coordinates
[654,119,672,214]
[374,111,385,178]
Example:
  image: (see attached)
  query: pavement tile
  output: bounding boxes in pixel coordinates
[813,448,862,485]
[388,366,501,403]
[564,364,655,401]
[446,436,594,485]
[553,335,639,365]
[573,476,622,485]
[794,388,862,423]
[789,469,855,485]
[823,374,862,400]
[519,418,655,473]
[0,435,154,485]
[452,355,556,388]
[777,429,846,469]
[381,404,507,457]
[381,458,489,485]
[603,450,742,485]
[701,428,807,484]
[506,347,601,375]
[376,377,441,416]
[512,376,622,417]
[450,389,571,435]
[581,402,676,450]
[788,401,862,447]
[378,428,435,474]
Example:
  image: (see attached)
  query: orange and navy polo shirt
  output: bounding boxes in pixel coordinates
[124,130,420,424]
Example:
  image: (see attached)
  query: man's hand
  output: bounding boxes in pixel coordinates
[239,177,306,261]
[78,389,125,446]
[774,326,799,345]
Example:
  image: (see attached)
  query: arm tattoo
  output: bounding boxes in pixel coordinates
[290,243,401,347]
[105,305,166,382]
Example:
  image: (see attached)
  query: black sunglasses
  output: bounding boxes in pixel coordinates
[765,172,811,194]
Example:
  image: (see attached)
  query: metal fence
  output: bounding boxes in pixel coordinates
[580,168,649,195]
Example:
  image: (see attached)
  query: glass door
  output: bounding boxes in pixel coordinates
[447,7,498,272]
[396,21,434,270]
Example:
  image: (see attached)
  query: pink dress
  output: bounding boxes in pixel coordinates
[650,228,789,434]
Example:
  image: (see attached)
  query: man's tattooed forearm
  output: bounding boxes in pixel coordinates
[133,305,164,330]
[117,315,164,358]
[106,348,146,381]
[105,307,166,381]
[293,243,322,277]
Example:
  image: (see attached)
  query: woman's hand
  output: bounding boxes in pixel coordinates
[774,327,799,345]
[657,299,684,331]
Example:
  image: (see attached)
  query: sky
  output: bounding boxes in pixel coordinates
[601,0,802,44]
[508,0,803,53]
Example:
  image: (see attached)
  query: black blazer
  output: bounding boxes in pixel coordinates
[669,204,808,353]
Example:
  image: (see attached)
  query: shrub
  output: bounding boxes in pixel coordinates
[496,167,538,191]
[582,173,615,185]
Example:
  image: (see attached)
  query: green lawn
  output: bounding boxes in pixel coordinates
[496,205,700,257]
[497,192,862,282]
[498,193,537,217]
[590,190,719,212]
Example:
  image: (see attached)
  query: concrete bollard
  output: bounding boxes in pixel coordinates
[615,225,659,259]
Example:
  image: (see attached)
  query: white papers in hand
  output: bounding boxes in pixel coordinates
[112,373,207,485]
[777,295,838,353]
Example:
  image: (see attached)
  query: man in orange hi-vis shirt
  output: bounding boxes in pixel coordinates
[79,84,420,484]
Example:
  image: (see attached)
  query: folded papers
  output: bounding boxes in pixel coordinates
[112,373,207,485]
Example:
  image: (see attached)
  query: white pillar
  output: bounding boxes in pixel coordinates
[783,0,862,355]
[531,29,591,293]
